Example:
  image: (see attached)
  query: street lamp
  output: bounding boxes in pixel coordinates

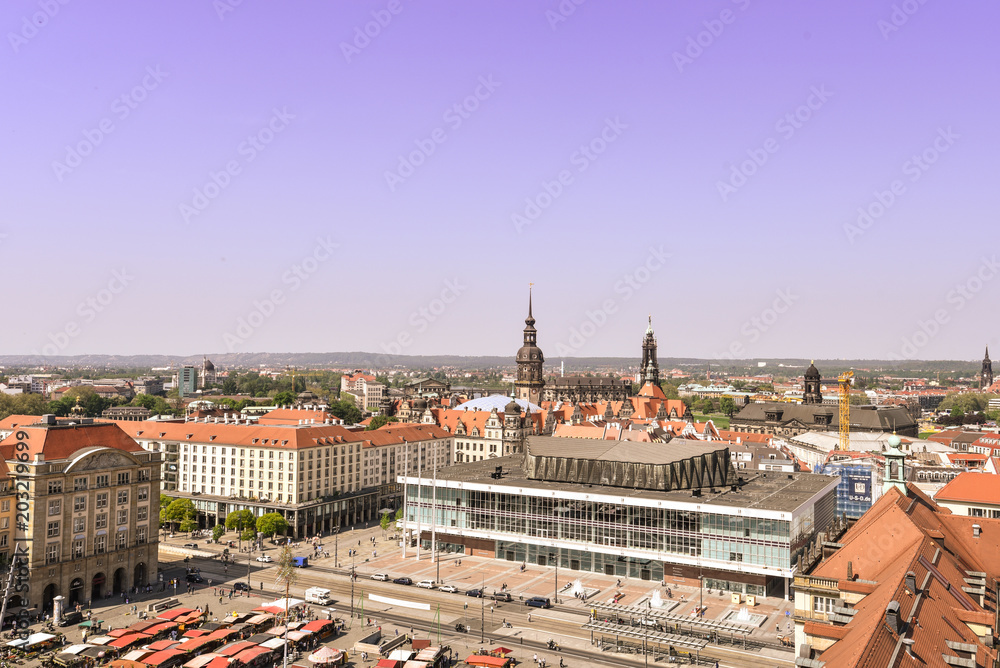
[549,551,559,605]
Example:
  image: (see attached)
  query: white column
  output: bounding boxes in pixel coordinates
[416,441,422,561]
[402,441,408,558]
[432,439,437,567]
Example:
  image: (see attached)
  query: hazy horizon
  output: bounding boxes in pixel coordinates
[5,1,998,361]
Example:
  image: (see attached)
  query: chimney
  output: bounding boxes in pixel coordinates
[847,561,853,580]
[973,524,982,537]
[885,601,901,634]
[902,639,915,657]
[905,571,916,593]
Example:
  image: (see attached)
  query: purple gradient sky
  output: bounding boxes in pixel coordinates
[3,1,998,361]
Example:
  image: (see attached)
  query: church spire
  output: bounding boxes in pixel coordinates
[525,283,535,327]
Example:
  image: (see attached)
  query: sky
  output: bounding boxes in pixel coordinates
[3,0,998,362]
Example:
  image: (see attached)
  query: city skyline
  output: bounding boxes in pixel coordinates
[4,1,998,360]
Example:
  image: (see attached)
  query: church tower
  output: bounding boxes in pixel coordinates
[883,434,907,495]
[982,346,994,390]
[802,361,823,405]
[639,316,660,388]
[515,287,545,406]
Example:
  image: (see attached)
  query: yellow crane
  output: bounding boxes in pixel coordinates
[838,371,854,451]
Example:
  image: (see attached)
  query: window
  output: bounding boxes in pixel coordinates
[137,507,148,522]
[0,500,8,513]
[72,539,84,558]
[73,518,85,533]
[95,535,106,554]
[813,596,837,614]
[0,518,7,529]
[137,527,147,544]
[117,510,128,526]
[138,487,148,502]
[138,468,150,482]
[117,472,130,485]
[95,514,108,530]
[117,490,128,505]
[74,496,86,512]
[96,493,108,509]
[74,477,88,491]
[96,475,109,488]
[48,499,61,516]
[48,481,63,494]
[45,543,59,564]
[47,521,60,538]
[116,532,127,549]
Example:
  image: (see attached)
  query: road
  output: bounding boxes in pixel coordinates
[163,552,793,668]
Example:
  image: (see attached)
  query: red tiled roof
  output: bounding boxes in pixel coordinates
[257,409,334,426]
[0,421,144,462]
[935,471,1000,505]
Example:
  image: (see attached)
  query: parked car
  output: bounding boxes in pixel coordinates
[491,592,513,602]
[233,582,251,592]
[393,577,413,586]
[183,543,199,548]
[525,596,551,608]
[186,573,206,584]
[370,573,390,581]
[465,589,484,598]
[59,611,83,627]
[438,584,458,593]
[256,555,272,563]
[416,580,436,589]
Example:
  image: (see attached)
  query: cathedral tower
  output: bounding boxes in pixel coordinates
[802,361,823,405]
[515,287,545,406]
[982,346,993,390]
[639,316,660,388]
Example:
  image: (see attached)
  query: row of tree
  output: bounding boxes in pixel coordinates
[158,496,290,540]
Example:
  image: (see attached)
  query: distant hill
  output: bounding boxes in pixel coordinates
[0,352,982,376]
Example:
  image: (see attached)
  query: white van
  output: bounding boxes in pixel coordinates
[305,587,332,605]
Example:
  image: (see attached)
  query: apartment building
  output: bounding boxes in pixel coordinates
[0,416,161,613]
[341,372,385,412]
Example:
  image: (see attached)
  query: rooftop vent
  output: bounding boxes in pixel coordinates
[885,601,902,634]
[973,524,982,538]
[905,571,916,593]
[902,639,916,657]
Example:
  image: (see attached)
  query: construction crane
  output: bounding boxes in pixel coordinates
[838,371,854,451]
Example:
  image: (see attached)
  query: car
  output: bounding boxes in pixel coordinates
[370,573,390,581]
[186,573,205,584]
[393,577,413,586]
[465,588,484,598]
[256,555,272,563]
[491,592,513,602]
[59,611,83,627]
[438,584,458,593]
[233,582,251,592]
[525,596,551,608]
[416,580,436,589]
[183,543,199,548]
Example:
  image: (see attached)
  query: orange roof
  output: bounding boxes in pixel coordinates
[636,382,666,400]
[0,420,144,462]
[257,408,334,426]
[936,471,1000,505]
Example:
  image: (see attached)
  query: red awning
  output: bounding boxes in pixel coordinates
[157,608,197,621]
[300,620,331,633]
[142,649,187,665]
[207,629,238,641]
[147,640,178,651]
[217,642,256,657]
[376,661,401,668]
[109,634,149,649]
[233,647,270,664]
[145,622,178,635]
[207,658,232,668]
[465,656,511,668]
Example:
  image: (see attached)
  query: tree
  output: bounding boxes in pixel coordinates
[274,545,298,615]
[366,415,397,431]
[160,494,173,510]
[380,511,392,538]
[329,398,362,424]
[273,390,296,407]
[241,527,257,542]
[226,509,257,550]
[719,397,735,417]
[212,524,225,542]
[256,512,289,538]
[162,499,197,531]
[395,507,404,521]
[179,517,198,534]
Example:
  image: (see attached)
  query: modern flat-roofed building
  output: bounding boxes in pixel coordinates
[400,435,839,599]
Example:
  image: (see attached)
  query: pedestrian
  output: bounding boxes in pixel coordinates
[533,653,538,664]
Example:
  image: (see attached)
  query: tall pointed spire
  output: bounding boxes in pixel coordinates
[526,283,535,326]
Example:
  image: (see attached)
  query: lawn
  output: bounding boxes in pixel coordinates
[693,413,730,429]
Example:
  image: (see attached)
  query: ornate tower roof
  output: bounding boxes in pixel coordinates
[515,285,545,405]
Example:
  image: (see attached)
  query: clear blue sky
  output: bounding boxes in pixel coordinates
[3,0,998,361]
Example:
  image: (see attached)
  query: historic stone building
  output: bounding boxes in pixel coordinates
[515,290,545,406]
[542,376,632,403]
[802,362,822,405]
[199,357,217,389]
[639,316,660,387]
[982,346,993,390]
[0,417,161,612]
[731,402,918,438]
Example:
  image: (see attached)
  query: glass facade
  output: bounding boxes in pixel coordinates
[406,485,793,573]
[821,462,879,519]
